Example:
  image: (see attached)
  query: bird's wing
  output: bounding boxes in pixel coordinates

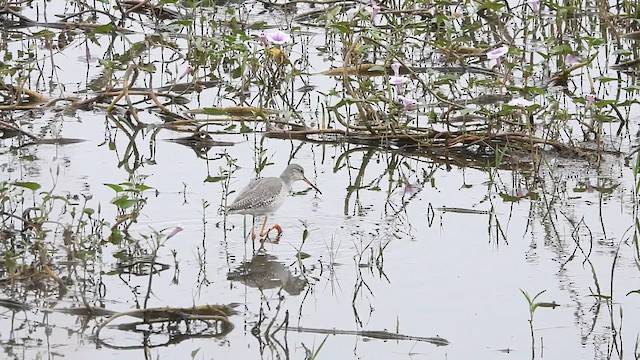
[233,177,261,200]
[228,177,283,211]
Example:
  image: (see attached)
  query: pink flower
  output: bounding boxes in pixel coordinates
[371,3,381,22]
[527,0,540,12]
[266,31,291,45]
[166,225,183,240]
[513,187,529,198]
[398,96,417,109]
[487,46,509,66]
[507,98,534,107]
[178,66,194,81]
[585,94,596,110]
[451,10,464,19]
[565,54,580,65]
[258,32,269,46]
[390,76,408,94]
[391,62,401,76]
[487,46,509,60]
[403,182,422,197]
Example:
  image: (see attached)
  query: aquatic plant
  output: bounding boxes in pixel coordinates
[486,46,509,66]
[398,96,417,109]
[265,30,292,45]
[389,76,409,94]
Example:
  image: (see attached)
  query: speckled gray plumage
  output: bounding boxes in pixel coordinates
[227,164,309,216]
[227,177,286,215]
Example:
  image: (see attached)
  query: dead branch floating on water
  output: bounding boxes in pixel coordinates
[264,128,616,163]
[95,304,238,340]
[0,120,39,140]
[119,0,181,20]
[321,63,500,77]
[187,106,281,117]
[293,326,450,346]
[0,7,135,34]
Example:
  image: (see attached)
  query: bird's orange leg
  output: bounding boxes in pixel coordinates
[269,224,283,238]
[258,216,269,238]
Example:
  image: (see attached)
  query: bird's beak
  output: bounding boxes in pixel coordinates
[303,177,322,194]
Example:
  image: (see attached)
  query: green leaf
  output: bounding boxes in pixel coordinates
[109,229,123,245]
[240,123,252,133]
[551,44,572,55]
[31,29,55,39]
[138,62,156,73]
[477,1,504,11]
[584,37,605,48]
[249,21,267,29]
[331,23,350,34]
[526,191,539,200]
[499,192,522,202]
[325,5,342,21]
[595,76,618,83]
[111,196,139,209]
[205,175,228,183]
[536,302,559,308]
[135,184,154,192]
[14,181,41,191]
[594,99,617,107]
[104,183,124,193]
[92,23,114,34]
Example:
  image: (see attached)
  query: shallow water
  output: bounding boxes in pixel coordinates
[5,123,639,359]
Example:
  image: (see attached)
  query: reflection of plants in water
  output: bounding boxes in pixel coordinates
[0,178,107,300]
[351,231,390,327]
[0,174,234,349]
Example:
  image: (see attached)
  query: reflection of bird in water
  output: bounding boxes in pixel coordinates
[226,163,321,241]
[227,253,307,296]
